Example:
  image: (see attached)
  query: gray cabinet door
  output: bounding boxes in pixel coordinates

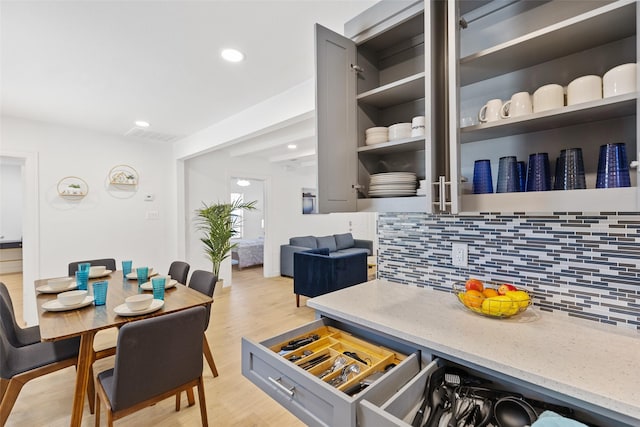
[315,24,357,213]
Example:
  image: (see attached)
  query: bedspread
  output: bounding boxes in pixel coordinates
[231,238,264,269]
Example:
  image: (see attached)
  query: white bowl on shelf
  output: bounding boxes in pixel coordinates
[388,123,412,140]
[365,126,388,135]
[365,136,388,146]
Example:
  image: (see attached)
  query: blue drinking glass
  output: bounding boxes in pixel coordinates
[554,148,586,190]
[497,156,519,193]
[596,143,630,188]
[122,260,133,277]
[526,153,552,192]
[75,270,89,291]
[92,281,108,306]
[151,276,166,300]
[517,161,526,192]
[136,267,149,286]
[473,159,493,194]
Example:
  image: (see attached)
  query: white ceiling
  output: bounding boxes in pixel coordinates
[0,0,377,161]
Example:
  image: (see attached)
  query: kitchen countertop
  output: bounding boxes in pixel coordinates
[307,279,640,424]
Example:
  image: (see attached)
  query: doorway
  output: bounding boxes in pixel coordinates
[0,151,39,325]
[229,176,266,282]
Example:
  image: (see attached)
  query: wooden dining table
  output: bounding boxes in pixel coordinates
[34,270,212,427]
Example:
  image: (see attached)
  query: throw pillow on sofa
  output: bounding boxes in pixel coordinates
[334,233,355,250]
[290,235,318,249]
[316,235,337,252]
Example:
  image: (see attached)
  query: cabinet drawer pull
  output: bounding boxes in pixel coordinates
[268,376,295,397]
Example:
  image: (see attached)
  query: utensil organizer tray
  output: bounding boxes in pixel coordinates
[242,317,421,427]
[268,325,406,393]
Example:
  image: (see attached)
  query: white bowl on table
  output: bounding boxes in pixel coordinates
[89,266,106,277]
[125,294,153,311]
[58,290,88,306]
[48,277,74,291]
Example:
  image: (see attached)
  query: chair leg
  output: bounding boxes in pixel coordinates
[296,294,300,307]
[197,376,208,427]
[94,386,101,427]
[0,378,8,402]
[202,335,218,377]
[87,365,96,414]
[187,387,196,406]
[0,378,25,427]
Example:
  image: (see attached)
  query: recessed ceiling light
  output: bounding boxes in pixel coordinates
[221,48,245,63]
[237,179,250,187]
[287,144,297,149]
[135,120,150,128]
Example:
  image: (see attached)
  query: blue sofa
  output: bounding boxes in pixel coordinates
[280,233,372,277]
[293,248,368,307]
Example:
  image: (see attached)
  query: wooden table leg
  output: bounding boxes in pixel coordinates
[70,331,95,427]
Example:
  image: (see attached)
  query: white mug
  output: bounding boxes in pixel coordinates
[411,116,425,137]
[603,63,637,98]
[533,84,564,113]
[567,75,602,106]
[501,92,532,118]
[478,99,503,123]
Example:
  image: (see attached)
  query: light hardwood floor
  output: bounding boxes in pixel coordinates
[0,268,313,426]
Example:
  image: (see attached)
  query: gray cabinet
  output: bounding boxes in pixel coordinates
[445,0,639,213]
[315,0,446,214]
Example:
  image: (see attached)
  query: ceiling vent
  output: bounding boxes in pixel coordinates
[124,126,181,143]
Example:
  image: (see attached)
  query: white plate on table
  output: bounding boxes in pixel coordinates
[125,268,157,280]
[89,269,113,279]
[139,279,178,291]
[36,282,78,294]
[42,296,95,312]
[114,299,164,316]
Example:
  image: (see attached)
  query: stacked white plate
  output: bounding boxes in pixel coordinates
[388,123,412,140]
[365,127,388,146]
[368,172,417,197]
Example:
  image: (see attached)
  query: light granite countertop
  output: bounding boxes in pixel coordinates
[307,279,640,424]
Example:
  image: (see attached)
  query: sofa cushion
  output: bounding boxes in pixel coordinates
[334,233,355,250]
[332,248,370,257]
[305,248,330,256]
[290,235,318,249]
[316,235,337,252]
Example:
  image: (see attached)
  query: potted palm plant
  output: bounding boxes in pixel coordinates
[194,199,257,277]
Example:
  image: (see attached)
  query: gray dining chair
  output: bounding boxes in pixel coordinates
[0,282,40,346]
[168,261,190,285]
[94,306,208,427]
[68,258,117,276]
[187,270,218,378]
[174,270,218,412]
[0,292,82,426]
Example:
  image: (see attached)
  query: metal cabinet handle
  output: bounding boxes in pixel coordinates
[268,376,295,397]
[350,64,364,73]
[439,176,447,212]
[630,160,639,169]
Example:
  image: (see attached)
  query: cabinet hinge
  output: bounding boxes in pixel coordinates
[350,64,364,73]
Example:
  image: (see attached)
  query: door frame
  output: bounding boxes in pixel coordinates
[0,150,40,325]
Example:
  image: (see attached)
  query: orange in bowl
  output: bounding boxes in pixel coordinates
[482,288,499,298]
[463,290,485,308]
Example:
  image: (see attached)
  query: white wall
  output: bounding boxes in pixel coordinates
[0,162,23,241]
[1,116,177,323]
[184,149,375,282]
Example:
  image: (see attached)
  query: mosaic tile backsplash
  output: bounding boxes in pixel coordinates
[377,212,640,330]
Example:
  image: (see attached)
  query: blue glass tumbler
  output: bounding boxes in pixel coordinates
[497,156,520,193]
[554,148,586,190]
[136,267,149,286]
[151,276,166,300]
[122,260,133,278]
[93,281,108,306]
[517,161,526,192]
[75,270,89,291]
[596,143,630,188]
[473,159,493,194]
[526,153,552,192]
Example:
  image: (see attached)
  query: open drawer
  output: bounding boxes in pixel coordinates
[241,318,422,427]
[359,357,615,427]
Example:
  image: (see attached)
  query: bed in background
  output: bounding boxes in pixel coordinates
[231,237,264,269]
